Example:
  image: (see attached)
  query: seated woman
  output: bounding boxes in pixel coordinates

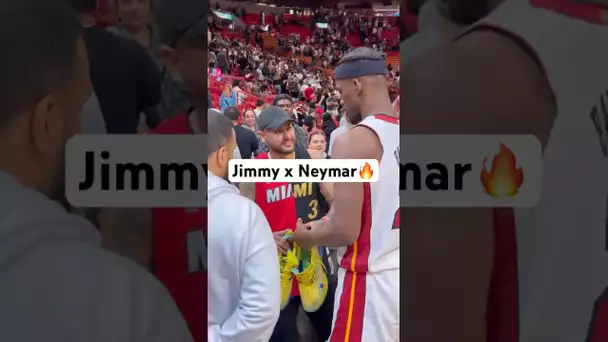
[219,83,236,112]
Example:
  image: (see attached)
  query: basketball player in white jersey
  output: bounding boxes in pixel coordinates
[402,0,608,341]
[294,47,400,341]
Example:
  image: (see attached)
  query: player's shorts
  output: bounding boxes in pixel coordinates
[328,268,400,342]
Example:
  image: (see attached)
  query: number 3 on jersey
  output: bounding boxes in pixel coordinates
[308,199,318,220]
[392,209,399,229]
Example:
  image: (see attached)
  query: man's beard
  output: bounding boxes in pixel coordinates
[268,142,295,156]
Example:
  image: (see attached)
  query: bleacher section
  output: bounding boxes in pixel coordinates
[387,53,399,69]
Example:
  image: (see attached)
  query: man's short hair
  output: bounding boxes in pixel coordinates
[256,99,265,107]
[223,106,240,121]
[0,0,82,127]
[208,109,234,157]
[273,94,293,106]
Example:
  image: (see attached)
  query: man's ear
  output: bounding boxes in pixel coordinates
[258,131,268,143]
[31,94,62,158]
[159,45,180,74]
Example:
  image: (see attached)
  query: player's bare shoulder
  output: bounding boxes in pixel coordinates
[402,30,555,141]
[332,125,383,160]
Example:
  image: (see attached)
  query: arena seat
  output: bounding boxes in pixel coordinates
[385,50,400,68]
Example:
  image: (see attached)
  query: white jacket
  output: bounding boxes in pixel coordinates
[208,172,280,342]
[0,172,192,341]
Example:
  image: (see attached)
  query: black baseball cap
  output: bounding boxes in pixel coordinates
[272,94,293,106]
[156,0,207,47]
[257,106,295,131]
[223,106,240,121]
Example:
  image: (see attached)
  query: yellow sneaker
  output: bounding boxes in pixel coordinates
[279,241,299,309]
[292,244,328,312]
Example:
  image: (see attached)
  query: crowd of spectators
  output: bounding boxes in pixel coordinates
[209,37,399,153]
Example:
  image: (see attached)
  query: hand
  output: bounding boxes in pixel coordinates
[292,218,315,250]
[273,229,292,255]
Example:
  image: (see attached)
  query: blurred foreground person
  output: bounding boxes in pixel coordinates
[401,0,608,341]
[98,0,207,340]
[0,1,190,341]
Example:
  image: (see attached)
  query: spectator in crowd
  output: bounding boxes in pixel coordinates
[321,112,338,145]
[270,94,308,151]
[302,115,316,133]
[307,130,328,159]
[242,109,258,132]
[254,99,266,116]
[209,62,222,79]
[208,31,399,110]
[232,79,247,104]
[217,48,229,73]
[220,83,237,111]
[224,106,259,159]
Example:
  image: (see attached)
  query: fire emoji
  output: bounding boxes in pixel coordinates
[360,162,374,180]
[480,144,524,198]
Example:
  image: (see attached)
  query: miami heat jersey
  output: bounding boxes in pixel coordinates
[339,115,400,274]
[255,148,329,296]
[470,1,608,341]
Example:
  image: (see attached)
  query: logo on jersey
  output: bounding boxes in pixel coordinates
[266,182,314,203]
[480,143,524,198]
[359,163,374,180]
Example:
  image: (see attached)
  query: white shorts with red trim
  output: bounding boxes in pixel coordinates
[328,268,400,342]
